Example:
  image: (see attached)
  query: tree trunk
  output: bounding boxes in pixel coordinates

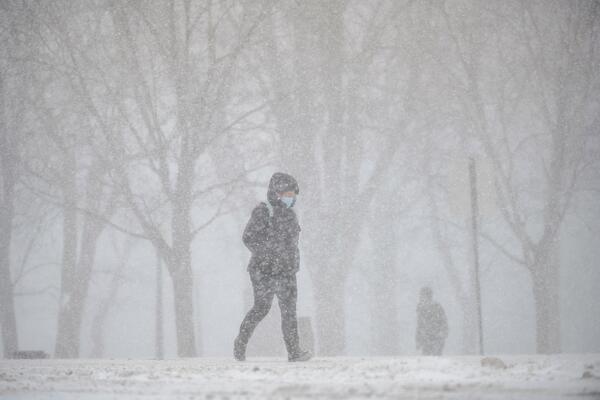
[458,293,478,354]
[0,211,17,358]
[89,276,114,358]
[168,151,197,358]
[531,246,561,354]
[169,263,196,357]
[90,242,129,358]
[155,248,164,360]
[0,72,18,358]
[312,265,346,356]
[369,263,401,356]
[55,214,104,358]
[54,152,78,358]
[55,160,106,358]
[270,0,371,356]
[89,306,107,358]
[368,209,401,355]
[425,160,479,354]
[0,167,18,358]
[314,0,349,356]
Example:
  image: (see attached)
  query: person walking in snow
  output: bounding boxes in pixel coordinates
[415,286,448,356]
[234,172,311,362]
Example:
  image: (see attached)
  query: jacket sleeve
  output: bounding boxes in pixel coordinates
[242,205,271,255]
[440,306,449,338]
[415,307,424,347]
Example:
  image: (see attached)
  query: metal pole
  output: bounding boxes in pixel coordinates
[195,276,202,356]
[156,248,164,360]
[469,158,484,355]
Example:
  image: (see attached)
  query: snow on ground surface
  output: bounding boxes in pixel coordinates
[1,354,599,399]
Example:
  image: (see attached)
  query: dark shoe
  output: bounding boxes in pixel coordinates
[234,337,246,361]
[288,349,312,362]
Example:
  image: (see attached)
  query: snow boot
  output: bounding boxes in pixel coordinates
[288,349,312,362]
[234,337,246,361]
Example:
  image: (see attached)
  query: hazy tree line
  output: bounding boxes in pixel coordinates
[1,0,598,358]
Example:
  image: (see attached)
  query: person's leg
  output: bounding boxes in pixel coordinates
[422,341,434,356]
[275,274,300,357]
[236,272,275,352]
[433,340,444,356]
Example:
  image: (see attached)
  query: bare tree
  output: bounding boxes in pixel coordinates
[253,0,419,355]
[0,1,32,357]
[3,1,121,357]
[89,236,134,358]
[26,103,116,358]
[97,0,270,357]
[435,0,600,353]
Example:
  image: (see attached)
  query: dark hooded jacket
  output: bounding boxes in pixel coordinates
[416,299,448,347]
[242,173,301,276]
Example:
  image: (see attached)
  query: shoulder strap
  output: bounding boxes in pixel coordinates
[263,201,274,218]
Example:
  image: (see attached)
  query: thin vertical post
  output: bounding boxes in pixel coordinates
[469,158,484,355]
[195,276,202,356]
[156,248,164,360]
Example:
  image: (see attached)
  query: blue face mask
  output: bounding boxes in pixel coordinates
[280,196,296,208]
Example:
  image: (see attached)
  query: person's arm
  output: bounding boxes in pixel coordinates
[280,209,301,268]
[242,205,271,255]
[415,308,423,349]
[441,307,449,338]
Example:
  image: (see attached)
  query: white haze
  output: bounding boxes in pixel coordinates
[1,0,599,360]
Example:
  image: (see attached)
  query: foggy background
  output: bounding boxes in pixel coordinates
[1,0,599,359]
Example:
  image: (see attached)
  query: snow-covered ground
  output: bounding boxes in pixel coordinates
[1,355,599,399]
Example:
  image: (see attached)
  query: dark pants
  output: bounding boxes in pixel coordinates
[422,340,445,356]
[237,271,300,356]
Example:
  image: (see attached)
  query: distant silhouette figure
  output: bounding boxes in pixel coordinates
[415,287,448,356]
